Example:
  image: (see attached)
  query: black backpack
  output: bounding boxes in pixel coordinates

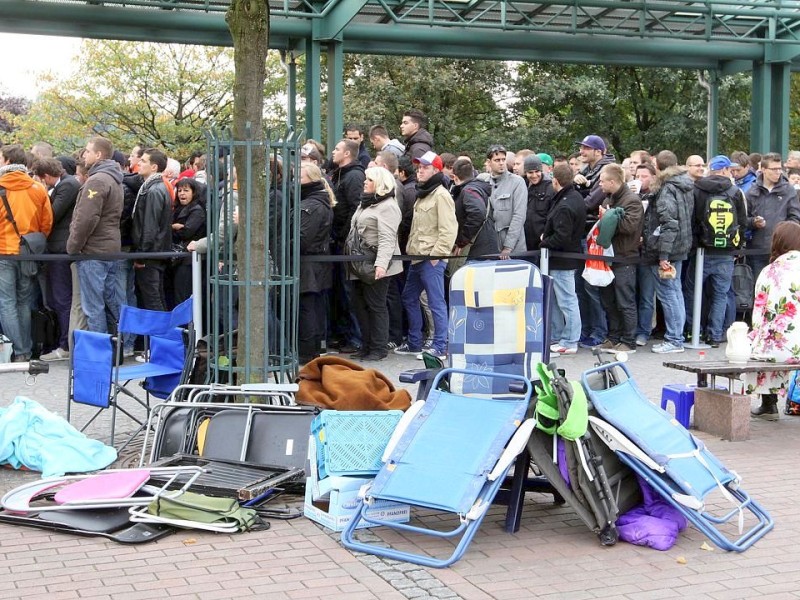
[701,193,740,249]
[733,261,754,313]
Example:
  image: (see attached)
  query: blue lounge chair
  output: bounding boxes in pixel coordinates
[341,368,535,568]
[582,361,773,552]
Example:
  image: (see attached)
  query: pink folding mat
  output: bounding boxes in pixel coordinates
[54,470,151,504]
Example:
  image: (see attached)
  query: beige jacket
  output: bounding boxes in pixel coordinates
[407,185,457,263]
[350,196,403,278]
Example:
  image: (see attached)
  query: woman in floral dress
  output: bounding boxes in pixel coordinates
[746,221,800,419]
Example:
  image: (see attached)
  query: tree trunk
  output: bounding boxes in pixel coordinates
[226,0,269,383]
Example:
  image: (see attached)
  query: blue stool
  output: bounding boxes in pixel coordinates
[661,383,696,429]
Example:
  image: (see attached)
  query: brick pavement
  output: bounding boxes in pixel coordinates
[0,345,798,599]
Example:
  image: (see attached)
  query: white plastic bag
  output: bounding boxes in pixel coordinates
[582,223,615,287]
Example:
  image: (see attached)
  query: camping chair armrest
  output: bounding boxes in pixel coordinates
[398,369,437,384]
[382,400,426,462]
[488,418,537,481]
[240,383,299,393]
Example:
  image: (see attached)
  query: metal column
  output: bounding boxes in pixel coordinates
[750,62,772,153]
[304,39,322,142]
[705,71,720,159]
[326,41,344,151]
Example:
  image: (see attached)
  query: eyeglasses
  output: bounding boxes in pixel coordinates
[764,167,783,172]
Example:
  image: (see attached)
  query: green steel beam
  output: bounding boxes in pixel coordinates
[312,0,369,40]
[304,39,322,141]
[326,41,344,151]
[284,50,298,131]
[770,62,792,156]
[751,62,771,153]
[705,71,719,158]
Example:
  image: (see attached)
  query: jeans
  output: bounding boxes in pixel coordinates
[599,263,637,346]
[578,276,607,341]
[684,254,734,342]
[0,260,35,357]
[77,260,120,334]
[636,264,657,339]
[550,269,581,349]
[46,259,72,349]
[402,260,448,353]
[116,258,137,351]
[650,262,685,346]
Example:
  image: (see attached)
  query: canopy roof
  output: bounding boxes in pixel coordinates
[3,0,800,69]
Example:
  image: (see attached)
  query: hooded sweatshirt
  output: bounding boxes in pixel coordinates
[692,175,747,254]
[67,159,123,255]
[0,164,53,255]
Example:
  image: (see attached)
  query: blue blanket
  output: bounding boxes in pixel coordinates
[0,397,117,477]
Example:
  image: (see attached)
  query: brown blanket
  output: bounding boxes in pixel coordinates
[296,356,411,411]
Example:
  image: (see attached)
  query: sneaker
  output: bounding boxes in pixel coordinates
[362,352,388,362]
[394,343,422,356]
[550,344,577,355]
[651,341,685,354]
[386,341,398,351]
[708,339,724,349]
[422,338,434,350]
[635,334,648,347]
[123,348,135,358]
[416,349,447,361]
[598,339,615,350]
[135,354,147,363]
[579,336,603,349]
[11,353,31,363]
[613,342,636,354]
[40,347,70,362]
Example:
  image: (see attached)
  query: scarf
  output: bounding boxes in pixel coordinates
[415,172,444,198]
[359,190,393,209]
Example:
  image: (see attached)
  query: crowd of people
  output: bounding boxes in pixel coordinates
[0,138,208,362]
[2,111,800,404]
[298,113,800,368]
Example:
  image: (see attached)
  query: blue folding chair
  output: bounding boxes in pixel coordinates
[582,361,774,552]
[68,297,195,449]
[403,260,553,532]
[341,368,535,568]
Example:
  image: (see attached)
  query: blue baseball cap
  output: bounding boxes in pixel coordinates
[708,155,734,171]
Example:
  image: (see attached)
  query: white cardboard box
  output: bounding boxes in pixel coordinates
[304,435,410,532]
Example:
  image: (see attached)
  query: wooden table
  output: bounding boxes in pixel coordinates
[663,359,796,440]
[663,359,794,389]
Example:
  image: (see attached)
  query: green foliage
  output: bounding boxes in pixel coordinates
[340,55,514,159]
[11,41,290,160]
[511,63,751,159]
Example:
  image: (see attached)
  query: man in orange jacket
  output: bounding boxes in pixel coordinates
[0,144,53,360]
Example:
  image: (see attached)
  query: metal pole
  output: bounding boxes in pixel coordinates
[685,248,710,349]
[191,250,203,341]
[540,248,549,275]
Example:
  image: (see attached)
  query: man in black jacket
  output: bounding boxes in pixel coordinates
[131,148,173,311]
[32,158,80,360]
[523,154,554,254]
[450,158,498,261]
[400,109,434,160]
[329,138,366,351]
[540,164,586,355]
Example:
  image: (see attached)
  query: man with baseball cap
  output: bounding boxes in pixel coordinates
[395,151,457,360]
[574,134,614,348]
[684,153,747,348]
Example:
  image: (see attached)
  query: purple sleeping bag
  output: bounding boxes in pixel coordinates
[617,476,687,551]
